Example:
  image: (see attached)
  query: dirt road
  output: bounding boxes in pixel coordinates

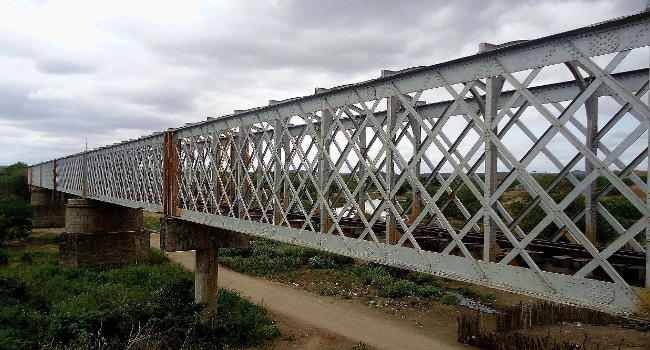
[150,234,469,350]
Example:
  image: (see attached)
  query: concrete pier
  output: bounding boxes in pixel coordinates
[30,186,68,228]
[161,217,249,323]
[59,198,149,268]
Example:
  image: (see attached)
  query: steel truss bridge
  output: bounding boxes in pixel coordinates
[28,11,650,316]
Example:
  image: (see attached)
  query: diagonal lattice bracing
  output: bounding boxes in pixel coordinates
[27,11,650,316]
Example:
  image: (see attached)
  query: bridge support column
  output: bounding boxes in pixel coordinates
[60,198,148,268]
[160,217,249,324]
[196,246,218,324]
[30,186,68,227]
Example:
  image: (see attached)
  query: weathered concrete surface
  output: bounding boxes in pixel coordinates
[196,247,219,324]
[59,230,150,268]
[30,186,69,228]
[159,217,249,252]
[59,198,148,268]
[65,198,143,234]
[160,217,249,322]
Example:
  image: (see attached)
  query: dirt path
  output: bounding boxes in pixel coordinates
[150,234,470,350]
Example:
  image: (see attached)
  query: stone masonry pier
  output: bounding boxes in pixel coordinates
[59,198,149,268]
[30,186,70,228]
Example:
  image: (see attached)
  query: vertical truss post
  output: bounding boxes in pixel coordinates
[229,132,237,207]
[242,127,251,217]
[382,70,400,245]
[39,162,43,188]
[316,88,333,234]
[53,160,57,192]
[216,136,224,214]
[647,65,650,288]
[81,151,87,198]
[584,96,599,245]
[408,109,422,224]
[283,123,291,212]
[210,134,218,214]
[255,134,264,210]
[483,74,504,262]
[234,128,244,218]
[358,124,367,218]
[273,111,283,225]
[163,129,180,217]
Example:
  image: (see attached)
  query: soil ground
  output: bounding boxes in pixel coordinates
[151,233,470,350]
[17,223,648,350]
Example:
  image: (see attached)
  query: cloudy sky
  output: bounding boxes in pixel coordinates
[0,0,646,166]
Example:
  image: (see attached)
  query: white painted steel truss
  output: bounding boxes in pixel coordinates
[29,11,650,316]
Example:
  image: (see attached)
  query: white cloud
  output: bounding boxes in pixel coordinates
[0,0,646,167]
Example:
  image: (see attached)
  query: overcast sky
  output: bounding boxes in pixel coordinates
[0,0,647,165]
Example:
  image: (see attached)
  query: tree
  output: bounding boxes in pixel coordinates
[0,162,29,200]
[0,195,32,246]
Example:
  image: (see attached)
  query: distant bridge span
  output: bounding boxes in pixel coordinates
[28,11,650,316]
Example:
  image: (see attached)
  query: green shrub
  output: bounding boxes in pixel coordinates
[148,248,169,265]
[0,275,27,299]
[0,251,279,349]
[0,195,32,246]
[352,342,371,350]
[211,289,280,346]
[308,255,336,269]
[19,252,34,264]
[377,280,420,299]
[0,249,8,265]
[456,286,476,297]
[599,196,643,244]
[406,271,437,284]
[477,291,496,304]
[441,293,461,306]
[418,285,445,300]
[0,163,29,200]
[143,216,161,232]
[314,284,338,296]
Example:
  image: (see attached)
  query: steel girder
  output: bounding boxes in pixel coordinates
[28,11,650,316]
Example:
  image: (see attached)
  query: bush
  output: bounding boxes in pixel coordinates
[0,276,27,299]
[0,163,29,200]
[418,285,445,300]
[0,249,8,265]
[308,255,336,269]
[0,251,279,349]
[143,216,161,232]
[211,289,280,346]
[377,280,420,298]
[19,252,34,264]
[314,284,338,296]
[442,293,461,306]
[148,248,169,265]
[0,195,33,246]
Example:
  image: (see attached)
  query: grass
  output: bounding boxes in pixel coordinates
[441,293,461,306]
[352,342,371,350]
[220,237,496,307]
[0,242,279,350]
[143,216,161,232]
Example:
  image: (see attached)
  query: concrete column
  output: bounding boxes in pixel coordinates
[196,246,219,324]
[160,217,249,323]
[60,198,148,268]
[30,186,67,228]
